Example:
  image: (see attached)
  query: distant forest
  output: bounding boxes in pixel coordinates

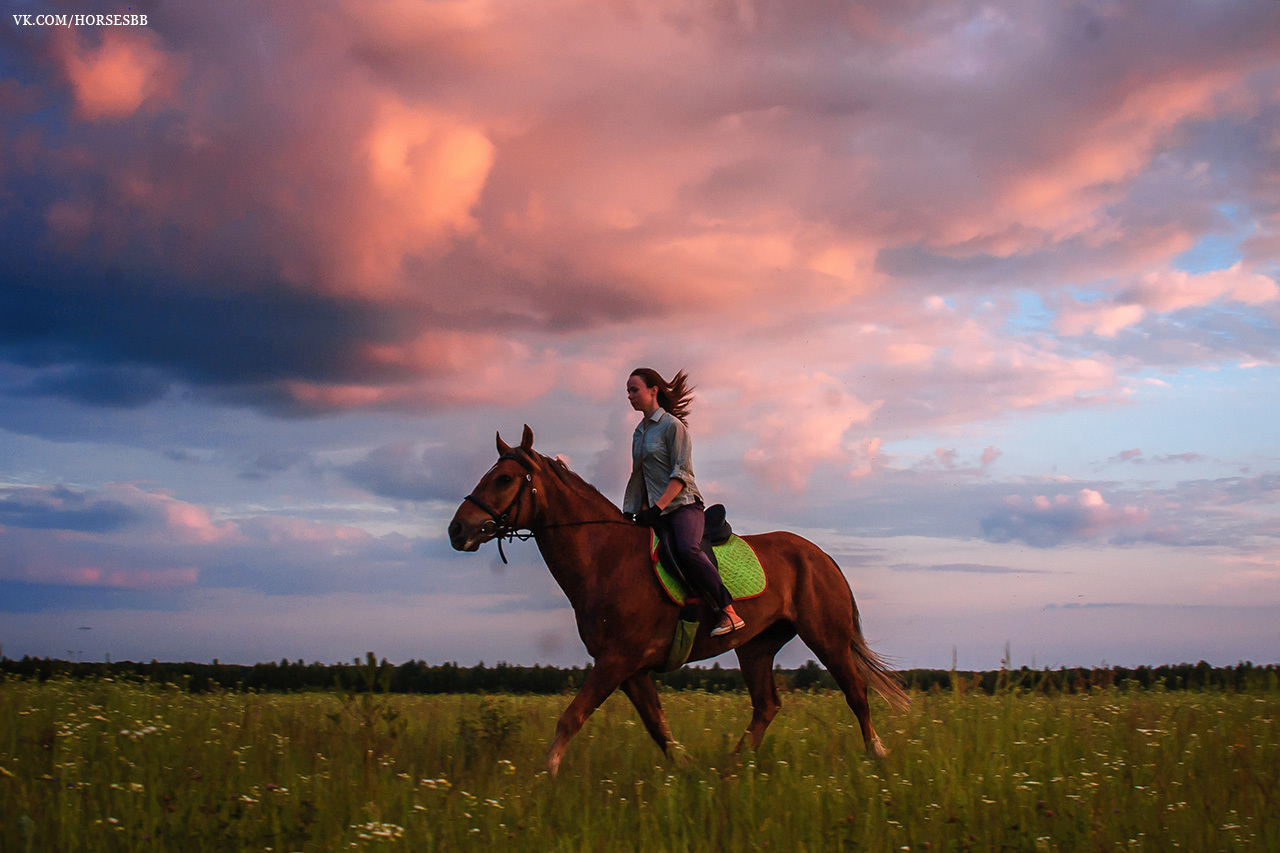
[2,654,1277,695]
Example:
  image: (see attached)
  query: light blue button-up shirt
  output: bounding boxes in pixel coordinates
[623,408,703,515]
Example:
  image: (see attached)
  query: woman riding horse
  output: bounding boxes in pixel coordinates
[448,423,907,775]
[624,368,744,637]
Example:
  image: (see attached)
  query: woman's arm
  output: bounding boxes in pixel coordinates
[652,478,684,511]
[653,418,695,511]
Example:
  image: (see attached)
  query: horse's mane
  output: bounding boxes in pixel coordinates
[530,450,626,518]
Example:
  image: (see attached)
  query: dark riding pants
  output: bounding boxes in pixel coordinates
[657,503,733,613]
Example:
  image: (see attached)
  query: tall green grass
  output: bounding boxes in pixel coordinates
[2,677,1276,851]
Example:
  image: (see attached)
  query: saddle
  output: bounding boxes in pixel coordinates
[649,504,765,673]
[650,504,765,608]
[652,503,733,577]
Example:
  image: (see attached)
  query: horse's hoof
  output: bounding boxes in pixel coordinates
[867,735,890,759]
[669,742,692,768]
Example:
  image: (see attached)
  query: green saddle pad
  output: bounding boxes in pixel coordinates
[650,532,767,606]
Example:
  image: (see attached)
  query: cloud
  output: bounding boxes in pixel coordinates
[890,563,1046,575]
[1059,264,1280,337]
[4,0,1280,671]
[738,371,880,491]
[54,30,184,120]
[15,364,173,408]
[2,0,1278,430]
[1,482,236,543]
[1108,449,1205,466]
[0,481,454,599]
[981,488,1150,547]
[0,484,146,533]
[238,449,311,481]
[340,441,492,502]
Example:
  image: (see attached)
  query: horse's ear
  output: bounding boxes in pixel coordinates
[496,431,512,455]
[520,424,534,452]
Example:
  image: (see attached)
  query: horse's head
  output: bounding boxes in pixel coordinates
[448,424,543,552]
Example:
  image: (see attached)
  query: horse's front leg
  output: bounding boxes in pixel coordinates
[545,657,632,776]
[620,673,689,765]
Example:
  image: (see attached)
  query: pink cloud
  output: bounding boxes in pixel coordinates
[7,0,1280,428]
[236,515,373,545]
[1059,263,1279,336]
[738,371,880,491]
[277,330,562,413]
[1057,302,1146,338]
[990,71,1245,242]
[0,481,429,593]
[1127,263,1279,312]
[87,566,201,588]
[341,96,496,295]
[847,437,888,481]
[984,488,1150,546]
[26,564,200,589]
[55,31,183,120]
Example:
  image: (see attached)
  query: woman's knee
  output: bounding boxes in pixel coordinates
[674,542,704,564]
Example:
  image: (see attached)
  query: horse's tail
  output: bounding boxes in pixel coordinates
[828,550,910,710]
[849,609,910,709]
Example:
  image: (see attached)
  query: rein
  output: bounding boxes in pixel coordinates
[463,451,634,564]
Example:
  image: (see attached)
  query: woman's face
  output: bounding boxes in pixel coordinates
[626,375,658,413]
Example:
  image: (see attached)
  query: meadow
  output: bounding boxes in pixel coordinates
[2,675,1277,851]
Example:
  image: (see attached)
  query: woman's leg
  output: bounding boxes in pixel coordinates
[664,504,733,613]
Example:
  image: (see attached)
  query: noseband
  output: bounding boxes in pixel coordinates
[462,450,635,564]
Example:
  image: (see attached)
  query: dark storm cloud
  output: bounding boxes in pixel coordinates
[15,364,173,408]
[0,256,410,395]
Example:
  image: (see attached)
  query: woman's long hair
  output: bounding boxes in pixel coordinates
[630,368,694,424]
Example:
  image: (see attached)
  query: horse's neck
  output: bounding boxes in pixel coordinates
[532,477,637,608]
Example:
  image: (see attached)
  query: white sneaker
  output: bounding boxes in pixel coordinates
[711,614,745,636]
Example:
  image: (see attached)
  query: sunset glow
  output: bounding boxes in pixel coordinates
[3,0,1279,669]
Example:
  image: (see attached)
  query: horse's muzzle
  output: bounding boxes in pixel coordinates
[447,515,490,551]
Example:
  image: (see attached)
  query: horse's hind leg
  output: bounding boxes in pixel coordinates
[797,627,888,758]
[620,673,688,764]
[733,621,798,754]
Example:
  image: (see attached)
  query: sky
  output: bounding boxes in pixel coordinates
[2,0,1280,671]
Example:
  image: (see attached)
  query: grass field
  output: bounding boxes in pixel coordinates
[2,676,1277,851]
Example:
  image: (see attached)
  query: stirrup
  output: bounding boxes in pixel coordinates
[711,614,745,637]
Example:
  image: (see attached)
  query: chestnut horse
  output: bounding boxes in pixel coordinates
[448,426,907,775]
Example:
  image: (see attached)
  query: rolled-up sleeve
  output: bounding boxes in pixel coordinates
[625,410,702,513]
[665,418,696,486]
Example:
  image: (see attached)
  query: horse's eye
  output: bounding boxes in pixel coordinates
[495,473,514,487]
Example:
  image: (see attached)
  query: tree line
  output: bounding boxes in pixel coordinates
[2,653,1276,694]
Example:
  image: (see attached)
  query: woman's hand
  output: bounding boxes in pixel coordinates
[633,506,663,527]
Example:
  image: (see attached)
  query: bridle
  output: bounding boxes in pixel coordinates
[463,452,539,564]
[463,450,634,564]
